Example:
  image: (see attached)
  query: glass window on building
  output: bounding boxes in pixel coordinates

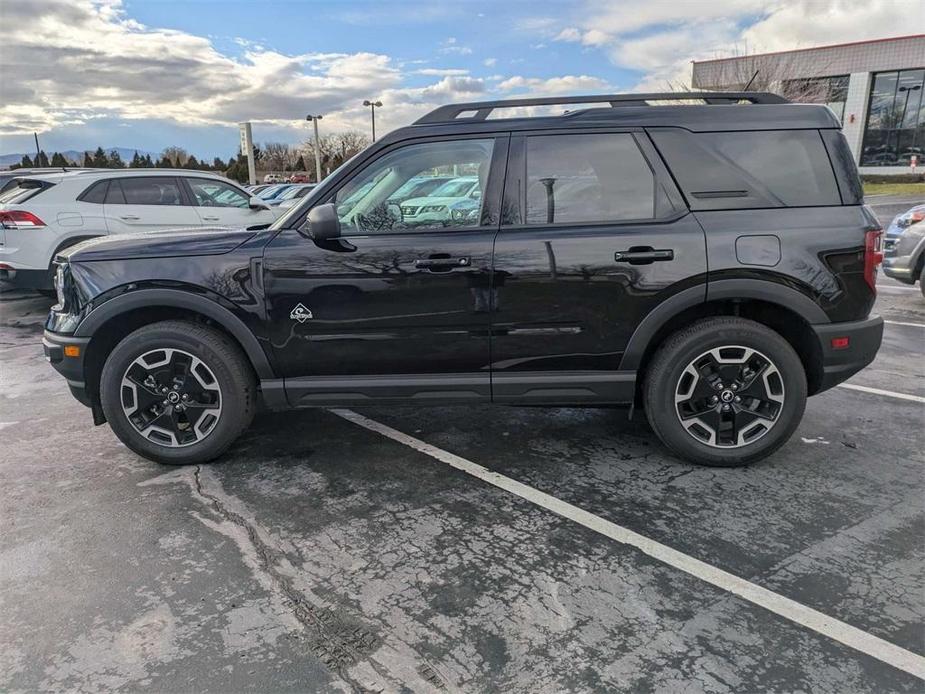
[860,68,925,167]
[781,75,849,123]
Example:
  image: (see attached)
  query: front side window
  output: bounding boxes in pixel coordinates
[108,177,182,206]
[188,178,249,208]
[332,139,494,234]
[525,134,655,225]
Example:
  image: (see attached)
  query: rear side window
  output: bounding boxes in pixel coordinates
[78,180,109,204]
[106,177,183,206]
[649,129,841,209]
[525,133,655,224]
[0,179,54,205]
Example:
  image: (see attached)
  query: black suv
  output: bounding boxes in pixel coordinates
[43,93,884,467]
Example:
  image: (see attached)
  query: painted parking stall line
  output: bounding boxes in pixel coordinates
[332,408,925,681]
[884,320,925,328]
[837,383,925,403]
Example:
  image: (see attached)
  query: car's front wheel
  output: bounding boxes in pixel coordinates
[643,317,807,467]
[100,320,255,465]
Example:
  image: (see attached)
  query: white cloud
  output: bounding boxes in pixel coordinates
[415,68,470,76]
[497,75,612,95]
[483,57,497,67]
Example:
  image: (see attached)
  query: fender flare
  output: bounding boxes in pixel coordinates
[619,279,829,371]
[74,288,274,379]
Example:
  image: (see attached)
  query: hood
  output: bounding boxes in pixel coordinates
[60,226,259,263]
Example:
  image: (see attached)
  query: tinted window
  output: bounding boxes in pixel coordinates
[332,139,494,234]
[79,180,108,204]
[525,134,655,225]
[188,178,249,208]
[109,177,182,206]
[0,179,53,205]
[650,129,841,209]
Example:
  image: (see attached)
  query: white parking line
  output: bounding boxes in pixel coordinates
[836,383,925,403]
[884,320,925,328]
[331,408,925,681]
[877,285,921,294]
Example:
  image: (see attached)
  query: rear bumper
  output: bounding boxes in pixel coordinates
[811,316,883,393]
[0,267,51,289]
[43,330,92,407]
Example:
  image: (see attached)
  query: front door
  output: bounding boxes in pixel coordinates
[263,135,508,406]
[182,176,279,228]
[490,131,705,404]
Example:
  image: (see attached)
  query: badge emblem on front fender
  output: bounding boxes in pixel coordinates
[289,303,313,323]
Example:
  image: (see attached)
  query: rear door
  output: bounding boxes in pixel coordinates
[103,176,201,234]
[490,130,704,403]
[182,176,279,228]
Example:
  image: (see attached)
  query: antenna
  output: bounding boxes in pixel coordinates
[743,70,760,91]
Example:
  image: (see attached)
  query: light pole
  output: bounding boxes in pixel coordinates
[363,100,382,142]
[305,114,323,183]
[896,84,921,161]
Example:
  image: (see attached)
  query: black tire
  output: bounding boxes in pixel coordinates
[643,317,807,467]
[100,320,256,465]
[919,264,924,298]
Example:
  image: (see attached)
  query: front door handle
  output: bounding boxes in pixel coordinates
[119,215,140,221]
[614,247,674,264]
[201,216,220,221]
[414,256,471,271]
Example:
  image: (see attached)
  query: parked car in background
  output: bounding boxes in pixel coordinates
[274,184,317,209]
[400,176,481,226]
[256,184,294,201]
[263,173,284,184]
[0,169,280,291]
[883,219,925,296]
[246,184,273,195]
[884,204,925,252]
[386,175,455,206]
[288,173,311,183]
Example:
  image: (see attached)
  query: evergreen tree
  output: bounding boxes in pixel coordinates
[143,154,154,168]
[91,147,109,167]
[21,154,34,168]
[83,152,93,167]
[294,154,307,172]
[130,151,142,168]
[186,155,200,170]
[212,156,226,171]
[37,151,50,167]
[157,157,173,168]
[108,150,125,168]
[51,152,68,167]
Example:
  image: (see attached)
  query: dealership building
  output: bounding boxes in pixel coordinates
[691,34,925,175]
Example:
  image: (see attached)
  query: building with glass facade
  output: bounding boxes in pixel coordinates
[691,35,925,174]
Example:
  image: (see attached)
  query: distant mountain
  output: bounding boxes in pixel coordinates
[0,147,155,168]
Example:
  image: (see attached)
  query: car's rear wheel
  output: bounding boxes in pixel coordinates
[643,317,807,467]
[100,320,255,465]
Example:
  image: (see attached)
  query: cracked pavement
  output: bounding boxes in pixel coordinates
[1,270,923,692]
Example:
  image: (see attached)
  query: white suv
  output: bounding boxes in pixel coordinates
[0,169,280,291]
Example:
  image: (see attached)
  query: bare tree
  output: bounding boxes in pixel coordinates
[300,130,370,177]
[160,146,189,167]
[262,142,293,172]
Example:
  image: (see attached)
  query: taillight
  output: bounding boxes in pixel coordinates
[0,210,46,229]
[864,229,883,292]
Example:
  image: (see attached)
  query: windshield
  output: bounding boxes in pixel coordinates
[429,178,476,198]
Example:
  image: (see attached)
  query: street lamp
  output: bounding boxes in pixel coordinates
[896,84,921,163]
[305,114,323,183]
[363,100,382,142]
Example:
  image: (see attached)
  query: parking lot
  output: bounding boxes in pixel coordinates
[1,199,923,692]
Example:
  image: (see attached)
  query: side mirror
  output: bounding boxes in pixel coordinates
[248,196,270,210]
[387,202,403,222]
[471,190,482,199]
[305,203,341,241]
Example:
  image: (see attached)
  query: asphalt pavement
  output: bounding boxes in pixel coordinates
[1,205,923,692]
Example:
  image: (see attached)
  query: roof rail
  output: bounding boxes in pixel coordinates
[414,92,788,124]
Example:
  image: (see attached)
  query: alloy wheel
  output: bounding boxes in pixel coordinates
[120,348,222,448]
[674,345,785,448]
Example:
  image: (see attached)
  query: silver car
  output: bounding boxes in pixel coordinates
[882,219,925,297]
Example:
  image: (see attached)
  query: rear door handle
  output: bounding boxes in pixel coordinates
[119,215,140,221]
[614,248,674,264]
[201,216,220,221]
[414,256,471,271]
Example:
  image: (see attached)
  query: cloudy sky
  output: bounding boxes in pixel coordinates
[0,0,918,159]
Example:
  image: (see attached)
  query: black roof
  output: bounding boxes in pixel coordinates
[406,92,840,133]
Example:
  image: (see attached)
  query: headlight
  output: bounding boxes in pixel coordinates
[421,205,447,213]
[55,263,67,308]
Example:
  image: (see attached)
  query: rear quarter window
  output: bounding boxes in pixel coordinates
[0,179,54,205]
[649,129,842,210]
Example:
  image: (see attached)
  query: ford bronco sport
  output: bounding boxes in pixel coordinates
[43,93,884,467]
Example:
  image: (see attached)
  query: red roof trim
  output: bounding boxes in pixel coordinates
[693,34,925,66]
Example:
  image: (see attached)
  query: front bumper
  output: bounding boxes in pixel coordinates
[881,254,916,283]
[811,316,883,393]
[43,330,92,407]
